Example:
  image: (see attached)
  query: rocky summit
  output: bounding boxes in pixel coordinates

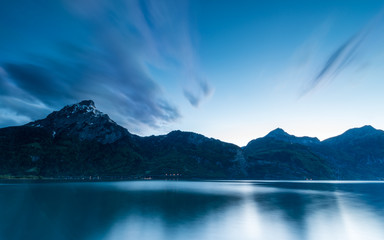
[265,128,320,145]
[26,100,129,144]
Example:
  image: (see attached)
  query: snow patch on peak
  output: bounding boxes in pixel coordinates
[66,101,105,118]
[78,100,95,107]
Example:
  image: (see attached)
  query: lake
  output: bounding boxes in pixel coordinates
[1,180,384,240]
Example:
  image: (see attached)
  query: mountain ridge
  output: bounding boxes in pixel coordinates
[263,128,320,146]
[5,100,380,147]
[1,100,384,180]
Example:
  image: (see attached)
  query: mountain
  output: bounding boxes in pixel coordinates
[244,126,384,179]
[315,125,384,179]
[265,128,320,145]
[1,100,384,180]
[137,131,245,178]
[0,100,242,179]
[25,100,129,144]
[322,125,383,145]
[244,129,331,179]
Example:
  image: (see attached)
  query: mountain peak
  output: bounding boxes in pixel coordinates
[343,125,378,136]
[322,125,382,145]
[263,128,319,145]
[78,100,95,107]
[62,100,101,117]
[359,125,376,131]
[26,100,129,144]
[266,128,290,138]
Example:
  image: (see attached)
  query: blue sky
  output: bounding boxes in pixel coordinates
[1,0,384,146]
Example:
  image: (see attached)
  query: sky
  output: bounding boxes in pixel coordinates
[1,0,384,146]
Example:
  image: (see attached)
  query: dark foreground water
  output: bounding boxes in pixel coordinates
[1,181,384,240]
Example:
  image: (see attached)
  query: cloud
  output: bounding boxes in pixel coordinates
[0,66,53,125]
[183,77,213,107]
[4,63,73,104]
[302,33,364,95]
[0,47,181,130]
[0,111,31,127]
[0,0,210,132]
[302,9,384,96]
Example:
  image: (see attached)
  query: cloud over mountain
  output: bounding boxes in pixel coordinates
[0,0,210,132]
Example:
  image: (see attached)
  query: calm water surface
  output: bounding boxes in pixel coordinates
[1,180,384,240]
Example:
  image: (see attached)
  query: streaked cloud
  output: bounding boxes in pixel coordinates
[183,76,213,107]
[302,9,384,96]
[0,0,210,132]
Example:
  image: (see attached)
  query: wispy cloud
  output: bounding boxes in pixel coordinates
[0,0,210,133]
[183,76,213,107]
[301,9,384,96]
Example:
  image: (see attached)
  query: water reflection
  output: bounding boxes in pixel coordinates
[0,181,384,240]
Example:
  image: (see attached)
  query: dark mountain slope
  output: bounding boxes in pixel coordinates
[0,125,143,177]
[137,131,245,178]
[243,135,332,180]
[314,125,384,179]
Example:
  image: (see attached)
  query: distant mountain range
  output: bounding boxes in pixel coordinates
[1,100,384,180]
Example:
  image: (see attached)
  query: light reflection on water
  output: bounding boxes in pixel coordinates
[1,181,384,240]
